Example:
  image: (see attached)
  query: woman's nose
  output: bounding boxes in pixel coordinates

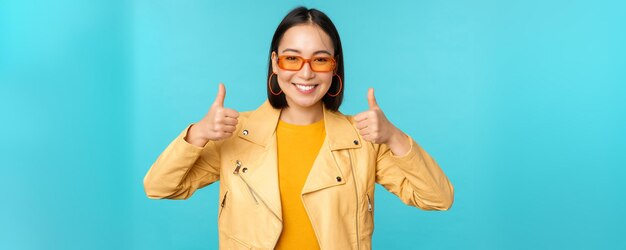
[298,62,315,80]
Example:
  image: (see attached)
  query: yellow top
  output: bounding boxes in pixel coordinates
[274,117,325,250]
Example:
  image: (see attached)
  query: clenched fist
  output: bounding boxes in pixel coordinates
[186,83,240,147]
[354,88,411,156]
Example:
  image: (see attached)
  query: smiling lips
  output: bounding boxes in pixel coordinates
[292,83,318,94]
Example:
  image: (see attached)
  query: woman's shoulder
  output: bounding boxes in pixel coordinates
[329,109,358,126]
[236,101,278,122]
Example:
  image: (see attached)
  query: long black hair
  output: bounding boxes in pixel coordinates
[267,7,344,111]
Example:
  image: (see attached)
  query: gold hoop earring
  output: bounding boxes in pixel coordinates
[268,73,282,95]
[327,74,343,97]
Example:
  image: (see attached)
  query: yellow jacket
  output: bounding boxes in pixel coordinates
[143,100,454,249]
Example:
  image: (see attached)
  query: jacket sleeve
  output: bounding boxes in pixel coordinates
[375,135,454,210]
[143,124,221,200]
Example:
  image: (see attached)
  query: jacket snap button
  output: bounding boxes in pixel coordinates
[336,176,342,182]
[242,167,248,173]
[242,130,249,135]
[353,140,359,145]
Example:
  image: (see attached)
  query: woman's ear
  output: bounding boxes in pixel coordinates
[271,51,278,74]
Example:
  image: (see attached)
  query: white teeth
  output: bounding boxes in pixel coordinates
[295,84,315,91]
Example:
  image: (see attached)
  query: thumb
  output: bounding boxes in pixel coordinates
[367,88,378,109]
[213,83,226,107]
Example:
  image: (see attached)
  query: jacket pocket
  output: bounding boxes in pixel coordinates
[219,190,228,220]
[362,192,374,237]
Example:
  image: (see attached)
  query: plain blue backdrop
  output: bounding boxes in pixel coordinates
[1,0,624,249]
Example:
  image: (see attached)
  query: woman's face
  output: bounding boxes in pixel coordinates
[271,24,335,109]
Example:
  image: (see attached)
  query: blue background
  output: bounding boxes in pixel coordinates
[1,0,624,249]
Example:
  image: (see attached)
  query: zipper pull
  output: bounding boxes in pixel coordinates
[233,160,242,174]
[366,194,373,212]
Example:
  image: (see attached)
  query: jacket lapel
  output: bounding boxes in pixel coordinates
[236,101,283,220]
[235,101,363,220]
[301,105,362,194]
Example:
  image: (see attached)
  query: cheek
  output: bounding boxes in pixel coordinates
[276,71,296,86]
[318,74,334,90]
[320,74,333,85]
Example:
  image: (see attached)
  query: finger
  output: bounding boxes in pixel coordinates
[222,125,236,133]
[223,108,239,118]
[367,88,379,109]
[213,83,226,107]
[361,127,376,136]
[362,134,373,142]
[356,121,368,130]
[223,117,238,126]
[219,132,233,139]
[354,112,368,122]
[358,127,371,136]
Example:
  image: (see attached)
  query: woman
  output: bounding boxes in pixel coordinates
[143,7,454,250]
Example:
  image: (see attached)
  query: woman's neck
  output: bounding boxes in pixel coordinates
[279,101,323,125]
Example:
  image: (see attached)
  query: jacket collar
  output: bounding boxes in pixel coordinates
[238,100,362,150]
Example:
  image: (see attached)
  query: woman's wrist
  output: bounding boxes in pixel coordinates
[386,127,411,156]
[185,123,210,147]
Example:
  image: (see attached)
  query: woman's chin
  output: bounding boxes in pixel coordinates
[286,95,322,109]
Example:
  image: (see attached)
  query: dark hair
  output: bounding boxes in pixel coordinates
[267,7,344,111]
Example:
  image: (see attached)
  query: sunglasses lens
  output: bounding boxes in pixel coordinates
[278,56,304,70]
[311,57,335,72]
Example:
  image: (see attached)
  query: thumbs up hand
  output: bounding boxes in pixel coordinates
[354,88,410,155]
[354,88,395,144]
[188,83,240,145]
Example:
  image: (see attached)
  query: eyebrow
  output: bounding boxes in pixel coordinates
[281,48,332,56]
